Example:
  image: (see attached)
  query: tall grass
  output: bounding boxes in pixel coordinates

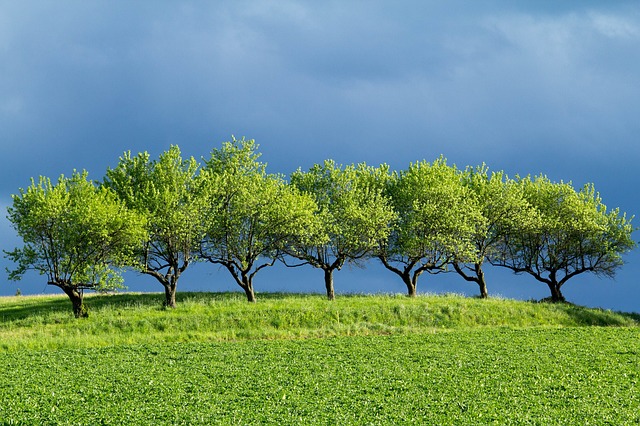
[1,292,637,351]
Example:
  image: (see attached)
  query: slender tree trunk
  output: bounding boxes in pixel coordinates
[547,282,565,302]
[163,283,177,308]
[478,281,488,299]
[378,256,418,297]
[243,284,256,303]
[62,286,88,318]
[453,262,489,299]
[324,268,335,301]
[476,265,488,299]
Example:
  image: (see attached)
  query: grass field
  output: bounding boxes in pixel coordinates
[1,292,639,424]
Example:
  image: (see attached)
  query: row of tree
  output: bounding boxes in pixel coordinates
[5,138,636,317]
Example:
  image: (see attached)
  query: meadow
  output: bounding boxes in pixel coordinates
[1,292,639,424]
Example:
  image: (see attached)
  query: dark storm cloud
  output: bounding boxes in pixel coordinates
[1,1,638,310]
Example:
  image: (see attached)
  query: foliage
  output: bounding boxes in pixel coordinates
[103,146,202,307]
[493,175,637,301]
[199,137,318,302]
[0,317,638,424]
[5,171,146,317]
[452,165,539,298]
[380,157,482,296]
[5,142,637,308]
[287,160,396,299]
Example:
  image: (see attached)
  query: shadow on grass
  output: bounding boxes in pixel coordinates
[0,296,72,322]
[1,291,330,322]
[564,304,640,326]
[531,299,640,326]
[3,291,639,327]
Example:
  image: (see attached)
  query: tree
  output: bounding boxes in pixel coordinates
[379,157,480,297]
[452,165,538,298]
[103,146,202,308]
[492,175,636,302]
[199,137,317,302]
[286,160,395,300]
[5,171,146,317]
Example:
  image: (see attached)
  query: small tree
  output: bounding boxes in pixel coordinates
[199,137,317,302]
[5,171,146,317]
[103,146,202,308]
[492,175,636,302]
[379,157,480,297]
[452,166,538,298]
[287,160,395,300]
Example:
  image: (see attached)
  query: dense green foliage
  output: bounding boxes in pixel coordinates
[379,157,482,296]
[5,171,146,317]
[103,146,202,308]
[5,138,636,307]
[288,160,395,300]
[0,293,638,424]
[453,166,538,298]
[199,138,318,302]
[492,175,637,301]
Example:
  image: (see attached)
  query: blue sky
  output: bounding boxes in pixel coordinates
[1,1,638,311]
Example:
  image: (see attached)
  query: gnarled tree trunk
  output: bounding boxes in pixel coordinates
[163,283,177,308]
[61,285,88,318]
[239,271,257,302]
[399,273,417,297]
[242,284,256,303]
[452,262,488,299]
[378,256,419,297]
[547,282,565,302]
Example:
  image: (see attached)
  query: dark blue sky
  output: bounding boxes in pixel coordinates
[1,1,638,312]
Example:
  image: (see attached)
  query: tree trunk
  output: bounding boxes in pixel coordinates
[478,281,488,299]
[243,284,256,303]
[476,265,488,299]
[163,284,177,308]
[403,275,417,297]
[62,286,88,318]
[547,282,565,302]
[453,262,489,299]
[244,286,256,302]
[324,268,335,301]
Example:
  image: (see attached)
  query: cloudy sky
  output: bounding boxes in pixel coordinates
[1,1,639,311]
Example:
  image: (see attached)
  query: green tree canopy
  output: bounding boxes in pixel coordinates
[452,165,539,298]
[379,157,481,297]
[103,145,202,308]
[199,137,318,302]
[5,171,146,317]
[492,175,636,302]
[287,160,395,300]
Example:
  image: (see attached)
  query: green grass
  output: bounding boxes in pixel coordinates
[1,292,638,351]
[1,292,639,424]
[1,329,639,424]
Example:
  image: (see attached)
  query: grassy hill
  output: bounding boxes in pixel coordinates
[1,291,638,351]
[1,292,639,424]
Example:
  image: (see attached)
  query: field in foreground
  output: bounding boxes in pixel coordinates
[1,293,639,424]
